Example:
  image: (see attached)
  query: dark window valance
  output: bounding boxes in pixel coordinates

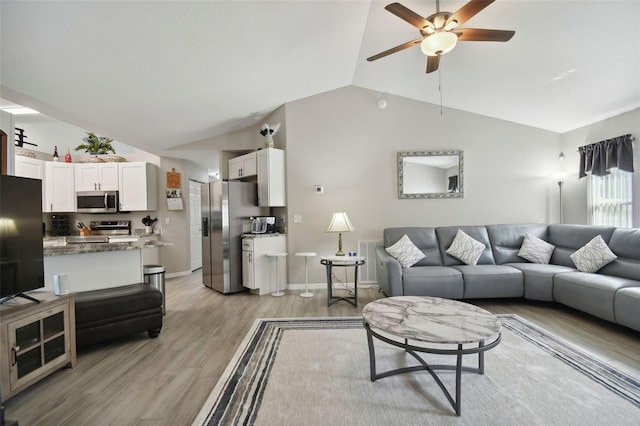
[448,175,458,192]
[578,134,634,179]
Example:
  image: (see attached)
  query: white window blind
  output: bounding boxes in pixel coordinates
[589,168,633,228]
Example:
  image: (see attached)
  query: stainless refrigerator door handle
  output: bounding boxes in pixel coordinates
[203,217,209,237]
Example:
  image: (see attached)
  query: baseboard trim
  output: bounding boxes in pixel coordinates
[166,270,192,279]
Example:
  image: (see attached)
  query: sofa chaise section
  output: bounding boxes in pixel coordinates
[553,227,640,324]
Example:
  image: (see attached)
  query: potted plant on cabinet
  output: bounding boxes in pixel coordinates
[75,132,116,155]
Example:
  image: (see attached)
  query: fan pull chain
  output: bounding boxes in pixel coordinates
[438,65,443,115]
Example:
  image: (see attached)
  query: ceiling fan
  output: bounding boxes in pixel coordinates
[367,0,515,73]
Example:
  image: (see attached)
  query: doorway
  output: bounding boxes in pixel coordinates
[189,179,203,271]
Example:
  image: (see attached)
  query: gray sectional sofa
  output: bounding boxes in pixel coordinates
[376,224,640,332]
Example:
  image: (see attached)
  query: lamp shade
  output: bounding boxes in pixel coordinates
[326,212,355,233]
[421,31,458,56]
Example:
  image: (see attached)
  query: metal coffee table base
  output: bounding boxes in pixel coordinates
[364,321,501,416]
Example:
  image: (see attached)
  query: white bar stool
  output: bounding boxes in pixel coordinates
[295,252,316,298]
[267,252,287,297]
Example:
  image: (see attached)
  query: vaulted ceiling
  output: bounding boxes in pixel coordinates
[2,1,639,163]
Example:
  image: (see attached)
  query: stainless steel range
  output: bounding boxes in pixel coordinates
[66,220,132,244]
[90,220,131,235]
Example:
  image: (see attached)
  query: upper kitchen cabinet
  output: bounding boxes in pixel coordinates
[257,148,285,207]
[15,156,46,211]
[44,162,76,212]
[229,151,257,179]
[14,156,44,180]
[75,163,118,191]
[118,162,158,211]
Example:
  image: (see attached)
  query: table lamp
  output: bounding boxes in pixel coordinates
[326,212,354,256]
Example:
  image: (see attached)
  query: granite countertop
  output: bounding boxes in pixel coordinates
[44,240,172,257]
[242,233,285,239]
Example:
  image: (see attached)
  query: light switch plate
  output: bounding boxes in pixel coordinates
[293,215,302,224]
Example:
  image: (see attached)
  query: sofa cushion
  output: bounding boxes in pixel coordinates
[599,228,640,281]
[486,224,549,264]
[506,263,575,301]
[383,227,443,266]
[548,224,615,267]
[553,272,638,323]
[402,266,464,299]
[518,233,555,264]
[436,226,495,266]
[570,235,617,273]
[445,229,486,265]
[450,265,523,298]
[614,287,640,332]
[385,234,426,268]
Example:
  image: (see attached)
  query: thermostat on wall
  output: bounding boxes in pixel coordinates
[314,185,324,194]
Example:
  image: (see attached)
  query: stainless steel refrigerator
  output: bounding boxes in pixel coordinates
[201,180,267,294]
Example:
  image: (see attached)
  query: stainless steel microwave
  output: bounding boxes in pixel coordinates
[76,191,119,213]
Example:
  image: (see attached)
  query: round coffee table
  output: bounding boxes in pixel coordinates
[362,296,501,416]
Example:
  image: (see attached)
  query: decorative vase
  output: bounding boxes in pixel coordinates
[264,135,274,149]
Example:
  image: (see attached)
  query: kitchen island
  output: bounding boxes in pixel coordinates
[43,240,171,293]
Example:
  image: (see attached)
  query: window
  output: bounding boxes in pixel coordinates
[589,168,633,227]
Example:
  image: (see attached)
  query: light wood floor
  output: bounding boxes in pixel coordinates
[5,271,640,425]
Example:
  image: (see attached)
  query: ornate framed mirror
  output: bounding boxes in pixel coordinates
[397,150,464,199]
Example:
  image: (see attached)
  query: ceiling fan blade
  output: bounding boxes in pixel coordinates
[367,38,423,62]
[455,28,515,42]
[447,0,495,27]
[385,2,431,30]
[426,55,440,73]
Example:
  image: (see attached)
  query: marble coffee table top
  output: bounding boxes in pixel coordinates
[362,296,501,344]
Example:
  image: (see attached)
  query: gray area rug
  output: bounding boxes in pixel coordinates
[192,315,640,426]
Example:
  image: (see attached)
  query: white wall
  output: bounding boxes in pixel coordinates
[561,108,640,226]
[404,162,446,193]
[283,85,562,284]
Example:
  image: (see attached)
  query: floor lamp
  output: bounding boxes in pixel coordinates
[558,180,564,224]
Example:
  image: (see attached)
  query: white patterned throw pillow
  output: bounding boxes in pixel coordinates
[385,234,426,268]
[445,229,486,265]
[518,233,555,264]
[570,235,617,273]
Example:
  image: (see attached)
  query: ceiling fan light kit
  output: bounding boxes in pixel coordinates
[367,0,515,73]
[421,31,458,56]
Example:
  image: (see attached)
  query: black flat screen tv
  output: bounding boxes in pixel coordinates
[0,174,45,304]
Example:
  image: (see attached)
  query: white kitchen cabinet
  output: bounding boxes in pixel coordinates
[118,162,157,211]
[14,156,44,180]
[14,157,45,211]
[242,250,255,289]
[257,148,285,207]
[44,162,76,212]
[241,235,286,295]
[229,151,257,179]
[74,163,119,191]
